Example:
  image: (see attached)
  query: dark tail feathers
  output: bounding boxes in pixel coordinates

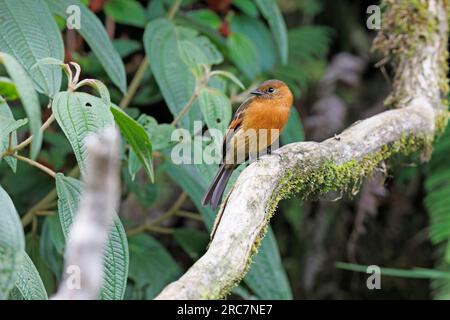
[202,164,233,211]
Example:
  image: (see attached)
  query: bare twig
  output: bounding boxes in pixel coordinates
[52,127,121,300]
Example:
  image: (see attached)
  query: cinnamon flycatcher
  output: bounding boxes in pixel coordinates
[202,79,294,211]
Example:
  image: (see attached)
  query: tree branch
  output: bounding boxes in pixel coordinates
[155,0,449,299]
[52,127,121,300]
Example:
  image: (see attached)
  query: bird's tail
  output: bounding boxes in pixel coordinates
[202,164,233,211]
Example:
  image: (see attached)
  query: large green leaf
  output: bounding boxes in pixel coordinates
[0,97,27,172]
[244,230,292,299]
[128,234,181,299]
[0,77,19,100]
[105,0,146,28]
[0,0,64,96]
[144,19,197,130]
[9,252,48,300]
[144,18,222,131]
[227,33,260,80]
[280,108,304,145]
[111,106,154,182]
[0,184,25,299]
[52,92,115,176]
[230,14,276,72]
[0,53,42,159]
[255,0,288,65]
[46,0,127,93]
[165,162,293,299]
[55,174,129,300]
[197,86,232,134]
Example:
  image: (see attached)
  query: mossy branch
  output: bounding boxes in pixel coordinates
[155,0,449,300]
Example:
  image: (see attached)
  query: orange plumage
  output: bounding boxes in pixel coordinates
[202,79,294,214]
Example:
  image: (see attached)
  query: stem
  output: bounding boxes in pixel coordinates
[176,210,203,221]
[167,0,182,20]
[22,188,57,226]
[119,57,149,109]
[171,89,198,126]
[13,154,56,178]
[15,114,55,152]
[126,224,174,236]
[150,192,188,226]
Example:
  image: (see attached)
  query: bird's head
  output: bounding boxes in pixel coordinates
[250,79,294,107]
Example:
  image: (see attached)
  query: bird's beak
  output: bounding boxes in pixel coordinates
[250,89,264,96]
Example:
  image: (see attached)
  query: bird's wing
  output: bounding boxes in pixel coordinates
[222,98,252,161]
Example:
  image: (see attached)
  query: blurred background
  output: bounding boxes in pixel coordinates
[1,0,449,300]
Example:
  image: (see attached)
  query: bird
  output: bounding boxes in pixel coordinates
[202,79,294,213]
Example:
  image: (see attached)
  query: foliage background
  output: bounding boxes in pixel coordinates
[0,0,449,300]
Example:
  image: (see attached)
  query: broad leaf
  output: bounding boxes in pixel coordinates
[0,97,27,172]
[111,106,154,182]
[280,108,304,145]
[227,33,260,80]
[46,0,127,93]
[105,0,146,28]
[9,252,48,300]
[173,228,209,260]
[0,53,42,159]
[52,92,115,175]
[244,230,293,299]
[230,14,276,73]
[197,86,231,134]
[145,18,222,131]
[255,0,288,65]
[0,77,19,100]
[55,174,129,300]
[0,0,64,96]
[0,184,25,299]
[128,234,181,299]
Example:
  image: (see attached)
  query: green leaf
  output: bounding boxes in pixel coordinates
[177,27,223,67]
[198,86,232,133]
[210,70,245,90]
[0,53,42,159]
[145,18,223,130]
[52,92,115,175]
[46,0,127,93]
[0,0,64,96]
[0,97,27,172]
[227,33,260,80]
[55,174,129,300]
[113,39,142,58]
[146,0,166,21]
[136,115,175,151]
[25,233,55,294]
[281,108,304,145]
[230,14,276,73]
[144,19,197,130]
[255,0,288,65]
[111,106,154,182]
[105,0,146,27]
[233,0,259,17]
[244,230,293,299]
[128,234,181,299]
[74,79,111,107]
[336,262,450,280]
[0,184,25,299]
[0,77,19,100]
[173,228,209,260]
[187,9,221,29]
[10,252,48,300]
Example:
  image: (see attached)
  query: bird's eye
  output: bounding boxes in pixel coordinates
[267,87,275,93]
